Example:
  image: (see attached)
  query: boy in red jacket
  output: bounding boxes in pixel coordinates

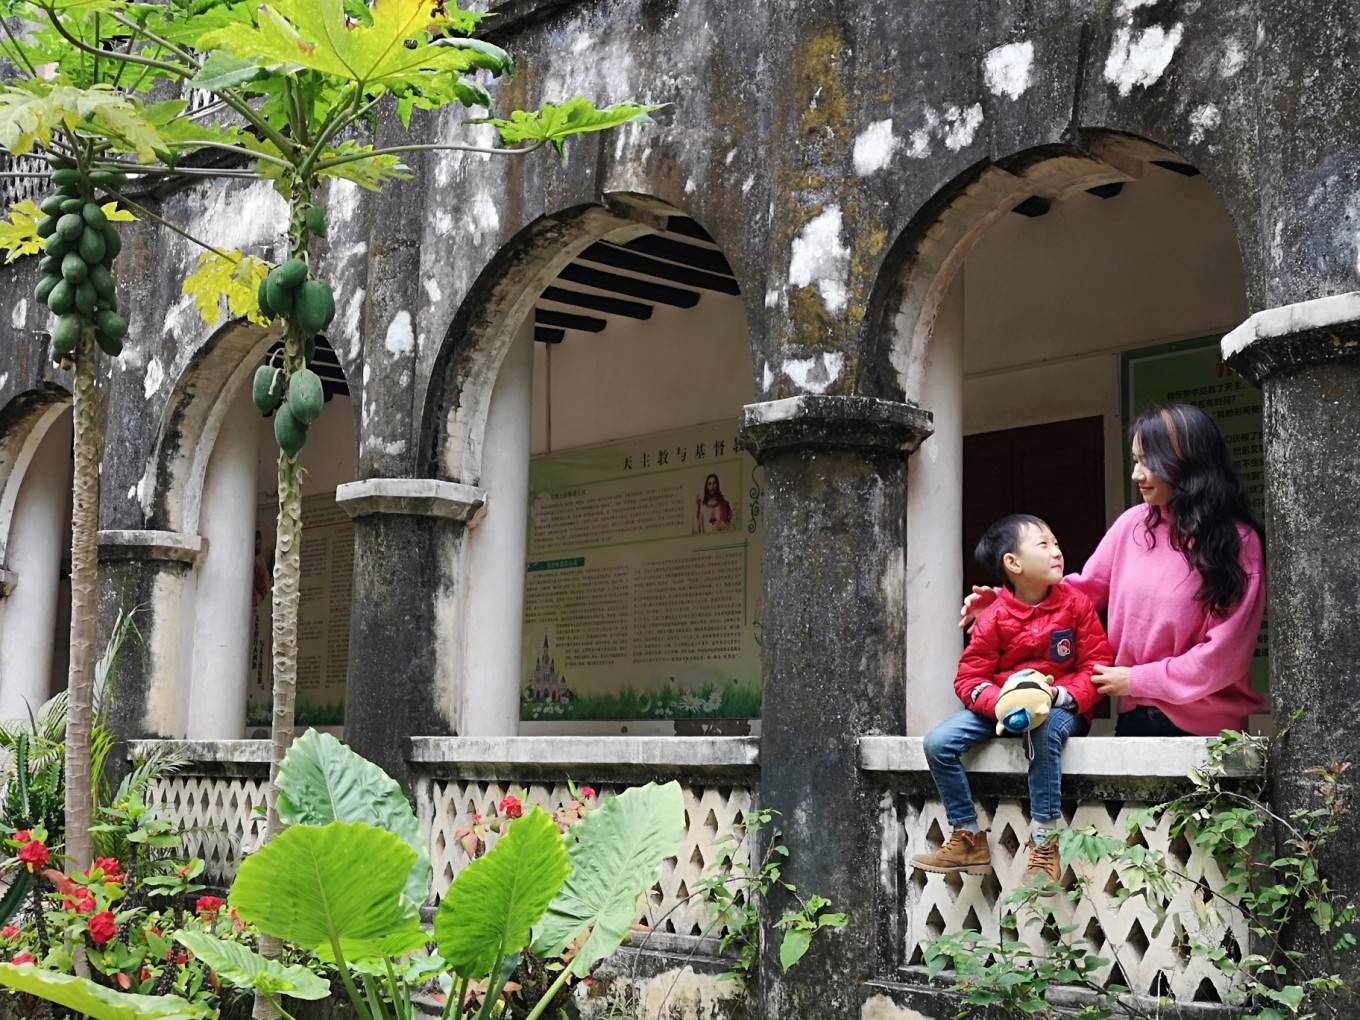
[910,513,1112,887]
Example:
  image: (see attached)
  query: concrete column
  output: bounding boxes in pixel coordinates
[739,394,933,1020]
[460,319,533,736]
[1224,292,1360,1010]
[185,391,258,739]
[339,478,485,791]
[905,279,965,734]
[0,412,72,718]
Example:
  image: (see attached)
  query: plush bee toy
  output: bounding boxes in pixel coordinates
[994,669,1058,752]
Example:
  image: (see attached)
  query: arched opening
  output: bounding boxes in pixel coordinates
[146,323,357,739]
[427,196,762,738]
[0,390,73,719]
[877,134,1264,736]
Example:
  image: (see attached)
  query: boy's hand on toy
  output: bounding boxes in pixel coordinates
[1093,665,1131,697]
[959,585,999,629]
[993,670,1056,736]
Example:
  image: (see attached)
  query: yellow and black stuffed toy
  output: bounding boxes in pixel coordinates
[994,669,1057,757]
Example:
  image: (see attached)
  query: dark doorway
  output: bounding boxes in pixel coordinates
[962,416,1106,590]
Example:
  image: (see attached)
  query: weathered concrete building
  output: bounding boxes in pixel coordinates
[1,0,1358,1016]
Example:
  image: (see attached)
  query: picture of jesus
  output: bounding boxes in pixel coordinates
[695,472,733,533]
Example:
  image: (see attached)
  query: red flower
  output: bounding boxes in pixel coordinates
[579,787,597,800]
[17,840,48,872]
[0,926,18,941]
[89,857,124,884]
[13,830,29,844]
[64,889,96,915]
[175,953,188,966]
[87,911,117,946]
[498,794,523,819]
[116,972,131,990]
[195,896,223,919]
[139,966,151,982]
[11,952,33,966]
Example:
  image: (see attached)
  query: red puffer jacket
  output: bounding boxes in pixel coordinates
[954,582,1112,722]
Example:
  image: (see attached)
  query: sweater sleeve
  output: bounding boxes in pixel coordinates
[954,612,1002,719]
[1055,595,1113,716]
[1064,511,1126,613]
[1127,537,1266,704]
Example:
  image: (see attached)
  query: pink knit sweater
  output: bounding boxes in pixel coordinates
[1066,505,1266,735]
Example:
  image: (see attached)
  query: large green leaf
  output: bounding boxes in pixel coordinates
[276,729,431,906]
[174,931,330,1001]
[531,782,685,976]
[229,820,426,963]
[0,964,208,1019]
[435,808,570,980]
[477,97,664,155]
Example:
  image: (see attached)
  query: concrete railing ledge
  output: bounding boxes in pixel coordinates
[129,739,272,765]
[336,477,486,522]
[409,735,759,770]
[860,734,1264,779]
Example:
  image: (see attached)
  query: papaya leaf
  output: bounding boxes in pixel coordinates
[476,97,664,155]
[229,820,426,964]
[435,808,569,980]
[100,202,136,224]
[0,200,44,263]
[275,729,431,907]
[174,931,330,1000]
[182,250,270,327]
[531,781,685,976]
[0,963,209,1019]
[315,142,412,191]
[189,51,273,92]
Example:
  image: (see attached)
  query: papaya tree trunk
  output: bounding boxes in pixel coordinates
[63,326,99,873]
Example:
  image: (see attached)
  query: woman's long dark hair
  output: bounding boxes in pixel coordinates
[1131,403,1263,615]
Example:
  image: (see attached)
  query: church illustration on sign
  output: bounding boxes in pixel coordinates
[524,634,576,705]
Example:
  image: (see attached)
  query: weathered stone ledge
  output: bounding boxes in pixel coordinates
[129,738,271,765]
[96,529,204,564]
[410,735,758,769]
[859,735,1263,779]
[336,477,486,521]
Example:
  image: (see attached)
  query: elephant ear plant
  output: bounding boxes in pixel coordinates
[0,732,686,1020]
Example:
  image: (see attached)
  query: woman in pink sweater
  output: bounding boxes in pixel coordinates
[963,403,1265,736]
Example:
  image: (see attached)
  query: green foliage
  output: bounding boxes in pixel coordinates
[0,199,45,261]
[0,963,210,1019]
[173,930,331,1001]
[478,96,664,155]
[181,249,270,327]
[435,807,569,980]
[275,729,432,906]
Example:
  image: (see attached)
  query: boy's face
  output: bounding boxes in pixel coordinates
[1004,523,1065,586]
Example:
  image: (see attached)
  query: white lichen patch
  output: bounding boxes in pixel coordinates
[742,174,756,195]
[327,178,362,226]
[853,119,898,176]
[1105,22,1185,96]
[1219,39,1247,77]
[384,310,415,357]
[10,299,26,328]
[905,108,940,159]
[761,360,775,390]
[143,358,164,401]
[423,277,443,306]
[788,206,851,314]
[942,103,984,150]
[1188,103,1221,144]
[764,287,781,310]
[861,995,935,1020]
[782,351,844,394]
[339,286,364,363]
[983,40,1035,100]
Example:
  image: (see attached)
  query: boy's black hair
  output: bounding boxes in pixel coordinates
[974,513,1050,589]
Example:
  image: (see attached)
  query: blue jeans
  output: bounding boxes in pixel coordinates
[923,707,1088,828]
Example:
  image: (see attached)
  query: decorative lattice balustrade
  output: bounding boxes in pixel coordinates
[130,740,271,886]
[410,736,759,942]
[861,735,1263,1009]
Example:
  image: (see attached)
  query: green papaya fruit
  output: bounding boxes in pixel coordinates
[81,202,107,230]
[293,278,335,334]
[304,206,327,238]
[60,252,88,282]
[94,330,123,357]
[304,334,315,361]
[252,365,284,415]
[275,257,307,290]
[51,314,81,355]
[47,155,75,171]
[50,168,81,189]
[56,213,85,241]
[77,228,106,265]
[60,198,83,215]
[94,309,127,341]
[99,291,119,313]
[47,279,74,315]
[75,280,97,315]
[43,232,70,258]
[273,404,308,457]
[36,216,56,239]
[89,263,116,301]
[101,223,122,260]
[287,368,325,426]
[39,195,65,217]
[264,271,294,315]
[34,274,59,305]
[256,274,273,319]
[38,255,59,275]
[89,169,127,188]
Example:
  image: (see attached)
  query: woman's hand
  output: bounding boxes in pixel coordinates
[1093,665,1132,697]
[958,585,999,629]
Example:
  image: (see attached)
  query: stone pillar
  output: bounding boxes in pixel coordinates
[338,478,484,790]
[460,319,532,735]
[1223,292,1360,1009]
[97,531,205,749]
[739,394,932,1019]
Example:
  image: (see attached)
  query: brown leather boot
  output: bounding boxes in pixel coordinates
[910,829,992,875]
[1022,836,1061,891]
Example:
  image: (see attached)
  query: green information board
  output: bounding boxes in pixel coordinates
[1121,336,1268,694]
